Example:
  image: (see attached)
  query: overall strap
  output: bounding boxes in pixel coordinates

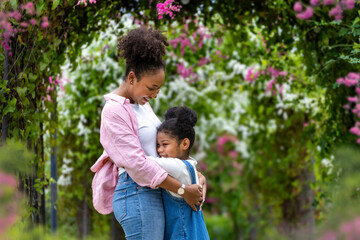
[183,160,196,185]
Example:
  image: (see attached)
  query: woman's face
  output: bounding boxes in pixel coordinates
[129,69,165,105]
[156,132,189,159]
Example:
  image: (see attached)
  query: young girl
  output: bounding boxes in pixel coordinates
[149,106,210,240]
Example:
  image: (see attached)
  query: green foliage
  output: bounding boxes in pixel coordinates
[1,0,360,238]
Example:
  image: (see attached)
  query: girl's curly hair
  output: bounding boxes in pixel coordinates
[117,27,169,81]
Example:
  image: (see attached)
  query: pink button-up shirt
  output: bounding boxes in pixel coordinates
[90,93,168,214]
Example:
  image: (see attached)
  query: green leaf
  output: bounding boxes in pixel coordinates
[10,0,17,8]
[40,61,48,71]
[16,87,28,99]
[36,0,46,15]
[52,0,60,10]
[3,98,17,115]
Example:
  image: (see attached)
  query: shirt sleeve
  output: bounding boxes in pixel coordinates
[100,103,168,188]
[147,156,191,184]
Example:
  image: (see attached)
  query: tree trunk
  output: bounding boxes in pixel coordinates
[279,155,315,239]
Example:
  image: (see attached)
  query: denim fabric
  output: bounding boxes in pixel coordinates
[113,172,165,240]
[162,161,210,240]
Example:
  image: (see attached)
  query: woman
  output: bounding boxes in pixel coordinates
[91,27,205,240]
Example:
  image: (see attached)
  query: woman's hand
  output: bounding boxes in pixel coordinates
[197,172,207,210]
[183,184,203,211]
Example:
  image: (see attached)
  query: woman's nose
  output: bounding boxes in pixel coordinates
[151,89,160,98]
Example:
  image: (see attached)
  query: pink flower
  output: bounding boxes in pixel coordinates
[229,150,238,159]
[156,0,182,20]
[336,77,344,84]
[334,14,343,22]
[266,79,276,94]
[49,76,53,84]
[356,87,360,97]
[323,0,335,5]
[7,11,22,21]
[350,126,360,136]
[169,38,181,48]
[343,104,351,109]
[345,0,355,9]
[197,57,210,66]
[318,231,337,240]
[198,161,208,171]
[0,172,17,188]
[217,135,228,154]
[347,72,360,80]
[279,85,284,95]
[245,68,260,82]
[347,96,358,102]
[310,0,320,6]
[340,221,354,236]
[279,71,288,76]
[25,2,35,15]
[176,61,196,80]
[20,22,29,28]
[296,7,314,20]
[329,4,342,16]
[29,19,37,26]
[41,16,49,28]
[303,122,309,127]
[357,138,360,144]
[293,1,303,12]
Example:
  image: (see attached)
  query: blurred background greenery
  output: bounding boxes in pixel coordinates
[1,0,360,239]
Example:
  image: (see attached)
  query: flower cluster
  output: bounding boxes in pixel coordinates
[169,20,212,56]
[176,61,198,81]
[337,72,360,144]
[245,66,289,96]
[76,0,97,6]
[294,0,357,21]
[156,0,182,20]
[0,2,49,56]
[217,134,239,159]
[0,172,20,237]
[43,75,69,107]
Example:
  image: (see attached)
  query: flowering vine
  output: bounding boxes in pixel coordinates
[0,2,50,56]
[156,0,182,19]
[294,0,357,21]
[337,72,360,144]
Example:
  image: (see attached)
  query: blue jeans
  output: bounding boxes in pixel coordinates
[113,172,165,240]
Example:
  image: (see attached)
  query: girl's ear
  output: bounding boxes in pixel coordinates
[181,138,190,151]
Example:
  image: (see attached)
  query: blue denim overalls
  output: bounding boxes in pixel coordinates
[162,160,210,240]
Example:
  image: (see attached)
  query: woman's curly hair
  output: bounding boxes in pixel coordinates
[117,27,169,81]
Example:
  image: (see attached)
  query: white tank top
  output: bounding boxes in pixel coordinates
[118,103,161,175]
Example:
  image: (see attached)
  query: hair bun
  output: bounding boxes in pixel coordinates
[118,27,169,66]
[164,106,197,127]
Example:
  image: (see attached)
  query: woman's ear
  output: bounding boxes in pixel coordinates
[181,138,190,151]
[128,71,136,85]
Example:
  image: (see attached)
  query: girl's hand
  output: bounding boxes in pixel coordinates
[183,184,203,211]
[197,172,207,210]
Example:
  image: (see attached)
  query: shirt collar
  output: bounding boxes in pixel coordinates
[104,93,130,105]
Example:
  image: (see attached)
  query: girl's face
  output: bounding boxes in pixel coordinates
[156,132,189,160]
[129,69,165,105]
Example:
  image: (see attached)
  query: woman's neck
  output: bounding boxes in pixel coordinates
[114,83,134,103]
